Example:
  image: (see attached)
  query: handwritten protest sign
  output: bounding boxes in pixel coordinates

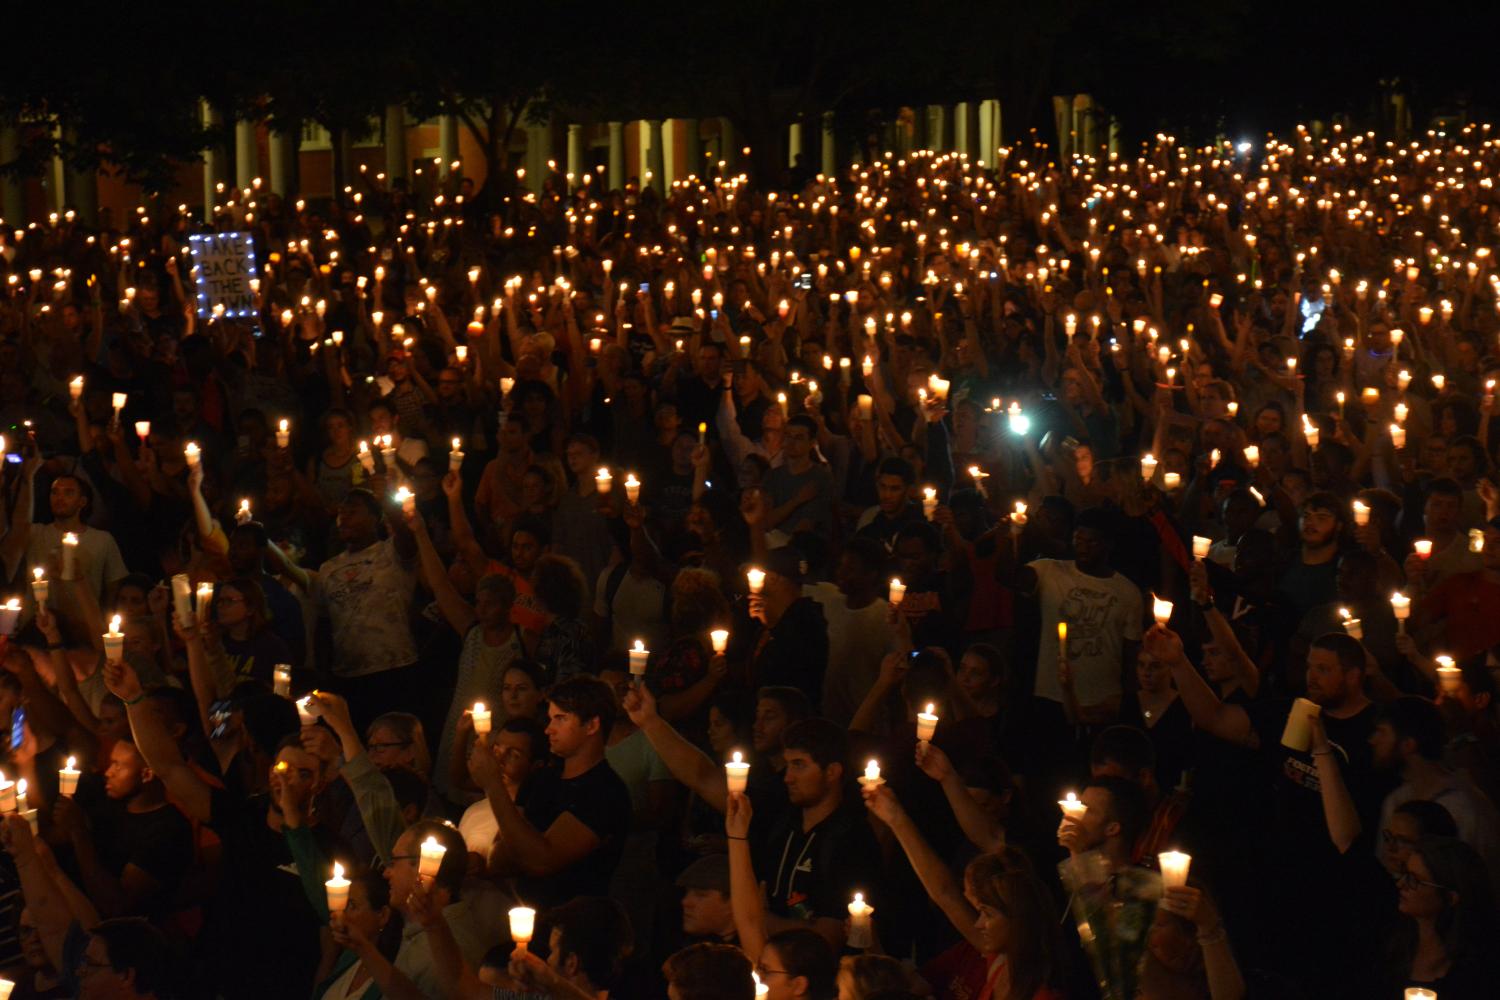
[188,231,259,319]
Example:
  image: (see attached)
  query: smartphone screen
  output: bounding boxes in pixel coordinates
[9,707,24,751]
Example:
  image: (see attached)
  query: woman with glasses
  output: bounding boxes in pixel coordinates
[755,927,838,1000]
[212,576,294,686]
[1390,836,1498,998]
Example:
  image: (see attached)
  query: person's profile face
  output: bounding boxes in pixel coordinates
[752,699,789,754]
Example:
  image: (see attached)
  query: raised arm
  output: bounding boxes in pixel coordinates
[1148,625,1255,747]
[863,783,983,951]
[621,685,727,813]
[105,658,212,822]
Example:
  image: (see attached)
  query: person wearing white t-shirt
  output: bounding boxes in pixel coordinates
[808,537,895,727]
[998,507,1143,724]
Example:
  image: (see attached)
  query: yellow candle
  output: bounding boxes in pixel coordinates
[725,750,750,796]
[628,639,649,678]
[710,629,729,654]
[184,441,201,467]
[624,473,641,505]
[58,756,80,797]
[1158,850,1192,888]
[888,578,906,607]
[595,467,613,494]
[509,906,536,948]
[325,861,351,915]
[746,568,765,594]
[915,703,939,743]
[1435,655,1461,693]
[417,835,447,882]
[1152,594,1174,626]
[847,892,875,948]
[1192,536,1211,560]
[1414,539,1433,559]
[273,664,292,699]
[1140,453,1158,482]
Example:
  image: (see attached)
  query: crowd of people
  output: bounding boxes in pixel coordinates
[0,122,1498,999]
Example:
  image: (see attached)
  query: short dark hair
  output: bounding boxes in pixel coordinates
[546,675,617,736]
[92,918,175,997]
[1309,632,1367,674]
[893,521,940,553]
[1393,799,1459,838]
[1380,696,1447,761]
[498,715,547,759]
[842,536,889,576]
[546,896,633,989]
[405,820,467,897]
[532,554,587,619]
[757,686,812,724]
[1090,726,1156,776]
[511,515,552,548]
[664,943,754,1000]
[1426,476,1464,501]
[1074,506,1118,537]
[787,413,818,436]
[765,928,837,999]
[875,456,915,484]
[1085,775,1149,848]
[1300,491,1346,522]
[53,473,94,518]
[780,718,847,770]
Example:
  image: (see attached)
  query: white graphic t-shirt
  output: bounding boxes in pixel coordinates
[1030,558,1144,708]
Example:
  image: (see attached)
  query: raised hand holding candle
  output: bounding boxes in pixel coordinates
[624,473,641,505]
[888,578,906,607]
[847,892,875,949]
[59,756,80,797]
[509,905,537,951]
[30,568,48,607]
[61,532,78,580]
[595,467,613,494]
[725,750,750,796]
[236,499,252,525]
[326,861,351,915]
[1352,500,1370,526]
[1152,594,1173,626]
[296,695,319,726]
[746,568,765,594]
[394,487,415,516]
[103,614,125,662]
[449,437,465,471]
[417,835,447,882]
[1162,471,1181,490]
[171,574,193,625]
[1243,445,1259,468]
[1192,536,1211,560]
[1391,591,1411,632]
[471,701,492,734]
[1141,453,1158,482]
[967,465,990,498]
[922,486,938,520]
[710,628,729,654]
[915,703,939,743]
[276,419,291,449]
[859,759,883,789]
[183,441,201,467]
[628,639,649,679]
[134,420,151,442]
[1158,850,1192,888]
[1059,791,1087,819]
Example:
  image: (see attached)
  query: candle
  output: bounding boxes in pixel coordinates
[273,664,292,698]
[1192,536,1211,560]
[847,892,875,949]
[325,861,351,915]
[111,392,127,414]
[20,809,37,836]
[59,756,80,797]
[888,578,906,607]
[1158,850,1192,889]
[1140,453,1158,482]
[915,703,939,743]
[1339,608,1364,640]
[1404,990,1437,1000]
[196,582,214,625]
[628,639,649,678]
[30,568,48,607]
[1057,620,1068,660]
[595,467,613,494]
[449,436,464,471]
[1243,445,1259,468]
[725,750,750,796]
[509,906,536,948]
[1470,528,1485,553]
[500,376,515,398]
[417,835,447,882]
[69,376,83,400]
[134,420,151,441]
[710,628,729,654]
[184,441,201,467]
[170,574,193,626]
[103,614,125,663]
[0,599,19,637]
[624,473,641,505]
[1302,416,1319,449]
[859,759,883,789]
[236,499,252,525]
[296,696,318,726]
[1281,697,1323,752]
[1414,539,1433,559]
[15,779,26,816]
[698,421,707,445]
[746,568,765,594]
[1390,591,1411,627]
[275,418,291,449]
[922,486,938,520]
[471,701,492,735]
[61,532,78,579]
[1058,791,1087,819]
[1162,471,1181,491]
[967,465,990,498]
[1436,655,1462,693]
[1152,594,1173,626]
[1390,423,1407,450]
[857,394,874,419]
[394,487,415,516]
[1352,500,1370,526]
[1393,402,1408,425]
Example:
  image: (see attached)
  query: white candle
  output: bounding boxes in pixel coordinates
[1391,591,1411,621]
[1162,471,1181,491]
[746,568,765,594]
[325,861,351,915]
[1471,528,1486,553]
[1192,536,1211,560]
[628,639,649,678]
[967,465,990,498]
[624,473,641,505]
[1058,791,1087,819]
[595,467,613,494]
[417,835,447,882]
[1404,989,1437,1000]
[859,759,883,789]
[1158,850,1192,888]
[20,809,37,836]
[171,574,193,625]
[857,394,873,419]
[236,499,252,525]
[710,628,729,654]
[915,703,939,743]
[273,664,292,699]
[471,701,492,735]
[134,420,151,441]
[69,376,83,400]
[0,599,19,637]
[1281,697,1323,751]
[509,906,536,948]
[103,614,125,663]
[725,750,750,796]
[12,779,23,816]
[1352,500,1371,526]
[394,487,415,516]
[1436,656,1462,693]
[61,532,78,580]
[1414,539,1433,559]
[1141,453,1158,482]
[1243,445,1259,467]
[888,578,906,607]
[1390,423,1407,450]
[1152,594,1174,626]
[0,776,15,815]
[111,392,127,414]
[30,568,48,607]
[922,486,938,520]
[296,696,318,726]
[184,441,201,467]
[59,756,80,797]
[449,436,464,471]
[276,419,291,449]
[847,892,875,949]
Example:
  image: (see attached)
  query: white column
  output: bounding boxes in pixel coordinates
[1108,116,1122,157]
[821,112,836,176]
[788,121,804,168]
[977,99,998,165]
[679,119,702,179]
[566,124,585,183]
[200,100,223,219]
[953,102,971,158]
[235,119,258,191]
[1052,96,1073,159]
[438,115,459,179]
[525,123,550,193]
[268,130,292,196]
[926,105,948,152]
[62,129,96,225]
[384,104,407,182]
[0,125,22,224]
[607,121,625,188]
[645,120,665,194]
[1073,94,1096,155]
[719,118,737,173]
[663,119,680,187]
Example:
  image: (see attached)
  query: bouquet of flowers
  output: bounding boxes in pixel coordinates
[1058,852,1161,1000]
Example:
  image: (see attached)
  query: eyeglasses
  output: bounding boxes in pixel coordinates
[1394,870,1450,893]
[754,965,789,978]
[367,740,413,752]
